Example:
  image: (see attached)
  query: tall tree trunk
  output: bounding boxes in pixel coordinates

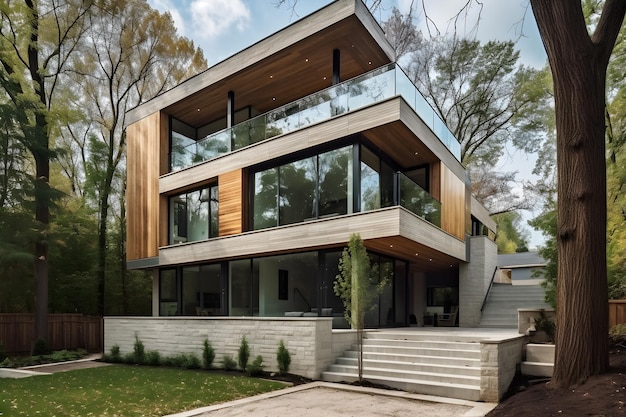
[530,0,626,387]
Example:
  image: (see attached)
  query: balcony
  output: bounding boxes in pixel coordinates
[170,63,462,172]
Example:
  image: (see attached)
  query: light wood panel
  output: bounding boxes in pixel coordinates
[440,165,467,240]
[126,112,161,260]
[127,0,394,128]
[218,169,243,236]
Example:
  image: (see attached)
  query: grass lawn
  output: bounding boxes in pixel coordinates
[0,365,287,416]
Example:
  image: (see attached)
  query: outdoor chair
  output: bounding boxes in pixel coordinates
[437,306,458,327]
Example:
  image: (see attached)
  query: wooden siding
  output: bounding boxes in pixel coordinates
[218,169,244,236]
[0,314,102,355]
[609,300,626,328]
[127,113,161,261]
[440,165,467,240]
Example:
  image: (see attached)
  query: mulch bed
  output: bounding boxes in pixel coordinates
[487,350,626,416]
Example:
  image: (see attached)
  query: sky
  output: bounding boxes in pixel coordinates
[146,0,549,248]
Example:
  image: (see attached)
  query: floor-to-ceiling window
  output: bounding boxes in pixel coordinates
[251,146,352,230]
[169,185,218,245]
[158,249,408,328]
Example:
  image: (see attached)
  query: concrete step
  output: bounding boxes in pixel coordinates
[361,338,481,350]
[525,344,555,363]
[521,361,553,377]
[343,350,481,367]
[352,344,482,359]
[321,371,481,401]
[335,356,481,377]
[326,363,480,385]
[364,331,484,343]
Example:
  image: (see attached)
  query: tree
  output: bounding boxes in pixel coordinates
[334,233,387,382]
[493,212,530,254]
[529,0,626,386]
[0,0,92,346]
[59,0,206,315]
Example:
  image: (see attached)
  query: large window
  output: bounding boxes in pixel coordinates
[169,185,218,245]
[252,146,352,230]
[251,142,440,230]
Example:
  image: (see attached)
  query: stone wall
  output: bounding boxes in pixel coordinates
[104,317,347,379]
[480,336,526,402]
[459,236,498,326]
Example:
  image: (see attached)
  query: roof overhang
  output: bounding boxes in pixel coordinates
[126,0,395,128]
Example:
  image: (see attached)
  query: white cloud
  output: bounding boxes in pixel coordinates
[191,0,251,40]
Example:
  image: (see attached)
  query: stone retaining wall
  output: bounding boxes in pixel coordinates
[480,336,526,402]
[104,317,353,379]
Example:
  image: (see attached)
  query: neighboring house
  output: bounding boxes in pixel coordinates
[123,0,497,330]
[497,252,547,285]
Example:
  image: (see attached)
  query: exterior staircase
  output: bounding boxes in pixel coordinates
[321,330,482,401]
[479,283,551,328]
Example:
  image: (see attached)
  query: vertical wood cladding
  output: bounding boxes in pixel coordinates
[440,165,467,240]
[126,112,162,261]
[218,169,244,236]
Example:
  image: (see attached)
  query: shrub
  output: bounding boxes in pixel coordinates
[222,354,237,371]
[32,338,50,356]
[238,336,250,370]
[162,353,187,368]
[247,355,264,376]
[123,352,137,364]
[276,340,291,375]
[185,353,201,369]
[534,310,556,341]
[108,344,122,363]
[145,350,161,366]
[202,339,215,369]
[133,335,146,364]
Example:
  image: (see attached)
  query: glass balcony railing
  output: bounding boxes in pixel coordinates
[398,173,441,227]
[170,63,462,172]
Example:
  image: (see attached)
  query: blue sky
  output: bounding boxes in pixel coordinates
[147,0,548,247]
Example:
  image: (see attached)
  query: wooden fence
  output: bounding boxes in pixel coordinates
[0,314,102,355]
[609,300,626,329]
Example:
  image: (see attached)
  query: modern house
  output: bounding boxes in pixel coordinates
[107,0,525,402]
[124,0,496,327]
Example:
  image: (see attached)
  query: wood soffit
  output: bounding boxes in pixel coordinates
[127,0,393,127]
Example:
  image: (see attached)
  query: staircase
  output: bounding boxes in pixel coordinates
[479,283,551,328]
[321,331,482,401]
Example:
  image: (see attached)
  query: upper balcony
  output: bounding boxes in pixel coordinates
[170,63,461,173]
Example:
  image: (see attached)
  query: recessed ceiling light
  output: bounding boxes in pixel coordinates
[270,75,273,78]
[305,58,309,62]
[323,76,327,80]
[272,97,276,101]
[368,61,372,65]
[197,108,200,112]
[429,258,432,261]
[390,244,393,248]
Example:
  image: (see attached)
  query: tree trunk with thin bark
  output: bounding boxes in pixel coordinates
[530,0,626,387]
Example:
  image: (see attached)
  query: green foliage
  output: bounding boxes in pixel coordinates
[0,366,284,417]
[133,335,146,365]
[184,353,201,369]
[32,338,50,356]
[202,339,215,369]
[247,355,264,376]
[0,349,88,368]
[145,350,161,366]
[534,310,556,342]
[222,355,237,371]
[334,234,386,329]
[529,201,557,308]
[238,336,250,370]
[109,344,122,363]
[276,340,291,375]
[493,212,530,254]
